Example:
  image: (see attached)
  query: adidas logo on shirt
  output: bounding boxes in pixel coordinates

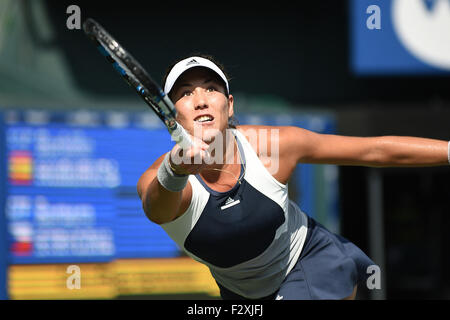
[221,197,241,210]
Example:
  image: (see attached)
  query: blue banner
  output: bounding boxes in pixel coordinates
[350,0,450,75]
[0,111,8,299]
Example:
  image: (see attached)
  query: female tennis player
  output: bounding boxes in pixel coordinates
[137,54,450,300]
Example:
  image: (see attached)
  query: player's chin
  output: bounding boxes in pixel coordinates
[197,128,224,144]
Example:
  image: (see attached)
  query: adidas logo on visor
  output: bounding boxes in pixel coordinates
[186,59,199,66]
[164,56,230,95]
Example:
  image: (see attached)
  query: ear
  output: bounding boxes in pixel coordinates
[227,94,234,118]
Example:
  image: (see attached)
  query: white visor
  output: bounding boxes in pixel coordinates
[164,56,229,95]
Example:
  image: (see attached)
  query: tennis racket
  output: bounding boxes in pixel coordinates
[82,18,192,149]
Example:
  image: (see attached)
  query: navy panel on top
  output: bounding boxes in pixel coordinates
[184,179,285,268]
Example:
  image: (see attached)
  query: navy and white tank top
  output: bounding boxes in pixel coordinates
[160,128,308,299]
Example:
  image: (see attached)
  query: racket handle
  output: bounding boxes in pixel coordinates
[171,123,193,149]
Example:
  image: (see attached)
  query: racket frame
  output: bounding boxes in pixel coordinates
[83,18,192,148]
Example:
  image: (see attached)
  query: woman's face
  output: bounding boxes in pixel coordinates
[170,67,234,143]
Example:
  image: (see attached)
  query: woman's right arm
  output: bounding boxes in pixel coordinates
[137,154,192,224]
[137,138,210,225]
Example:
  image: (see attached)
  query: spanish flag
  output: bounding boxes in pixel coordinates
[8,151,33,185]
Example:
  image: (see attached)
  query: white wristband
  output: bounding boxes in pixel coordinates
[157,153,189,192]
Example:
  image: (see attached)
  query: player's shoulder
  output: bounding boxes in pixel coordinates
[236,124,281,138]
[236,124,273,131]
[236,124,313,156]
[236,124,307,140]
[236,124,291,155]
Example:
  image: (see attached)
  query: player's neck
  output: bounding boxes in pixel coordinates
[200,132,241,184]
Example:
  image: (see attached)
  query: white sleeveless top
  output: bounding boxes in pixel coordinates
[161,128,309,298]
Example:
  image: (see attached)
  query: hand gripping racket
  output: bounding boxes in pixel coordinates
[83,18,192,149]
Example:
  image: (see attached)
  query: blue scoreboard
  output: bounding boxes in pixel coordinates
[2,109,181,265]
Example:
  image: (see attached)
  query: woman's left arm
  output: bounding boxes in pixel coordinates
[281,126,450,168]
